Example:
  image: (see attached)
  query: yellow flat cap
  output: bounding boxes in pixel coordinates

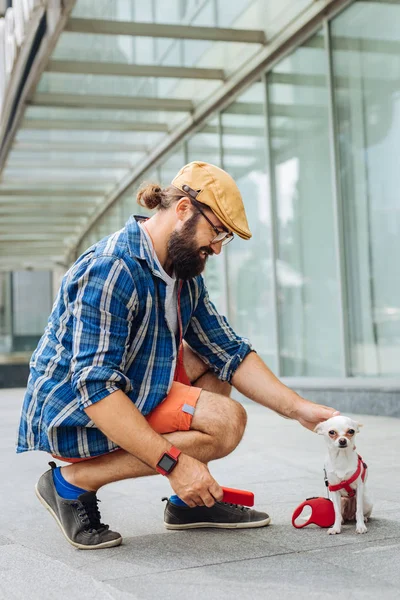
[171,161,252,240]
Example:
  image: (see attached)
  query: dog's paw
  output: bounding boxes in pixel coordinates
[356,523,367,534]
[328,527,341,535]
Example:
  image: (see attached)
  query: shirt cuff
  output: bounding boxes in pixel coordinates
[72,365,133,409]
[218,339,254,383]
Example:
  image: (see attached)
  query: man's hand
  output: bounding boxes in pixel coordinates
[167,453,223,507]
[294,398,340,431]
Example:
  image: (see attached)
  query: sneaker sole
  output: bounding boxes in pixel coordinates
[164,516,271,530]
[35,484,122,550]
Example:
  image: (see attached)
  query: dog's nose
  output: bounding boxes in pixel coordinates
[338,438,347,447]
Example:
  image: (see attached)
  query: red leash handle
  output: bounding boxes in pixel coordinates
[221,487,254,507]
[292,497,335,529]
[292,500,315,528]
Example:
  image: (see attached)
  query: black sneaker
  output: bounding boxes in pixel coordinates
[35,462,122,550]
[163,498,271,530]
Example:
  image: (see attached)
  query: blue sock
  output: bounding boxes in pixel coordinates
[53,467,88,500]
[169,494,189,507]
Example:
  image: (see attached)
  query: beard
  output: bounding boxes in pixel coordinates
[167,213,213,280]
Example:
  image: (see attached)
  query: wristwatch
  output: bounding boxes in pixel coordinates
[156,446,181,476]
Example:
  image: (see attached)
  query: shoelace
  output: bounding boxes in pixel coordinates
[161,497,250,512]
[219,502,249,512]
[73,493,109,533]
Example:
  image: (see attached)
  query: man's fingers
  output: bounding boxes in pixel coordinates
[200,491,217,508]
[325,406,340,415]
[182,496,196,508]
[209,481,223,502]
[182,495,203,508]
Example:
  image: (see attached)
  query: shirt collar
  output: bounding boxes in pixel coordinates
[126,215,163,278]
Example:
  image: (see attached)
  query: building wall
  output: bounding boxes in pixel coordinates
[2,1,400,396]
[76,0,400,382]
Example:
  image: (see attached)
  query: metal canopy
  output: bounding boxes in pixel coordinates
[0,0,356,269]
[29,93,194,111]
[0,0,269,268]
[65,17,267,44]
[46,60,225,80]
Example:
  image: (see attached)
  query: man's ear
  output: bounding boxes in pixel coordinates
[175,198,193,222]
[314,422,326,435]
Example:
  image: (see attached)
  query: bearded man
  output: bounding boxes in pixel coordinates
[17,161,339,549]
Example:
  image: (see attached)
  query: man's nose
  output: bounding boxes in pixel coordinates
[210,241,223,255]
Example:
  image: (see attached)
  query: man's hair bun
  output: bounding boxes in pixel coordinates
[136,183,186,211]
[137,183,164,210]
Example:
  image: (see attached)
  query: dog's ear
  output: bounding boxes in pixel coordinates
[314,422,326,435]
[349,419,363,433]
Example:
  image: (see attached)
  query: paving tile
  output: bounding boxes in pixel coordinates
[0,545,138,600]
[3,389,400,599]
[108,550,399,600]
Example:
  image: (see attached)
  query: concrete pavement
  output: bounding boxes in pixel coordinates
[1,388,400,599]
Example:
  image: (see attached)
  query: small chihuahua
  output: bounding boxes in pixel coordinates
[315,415,373,535]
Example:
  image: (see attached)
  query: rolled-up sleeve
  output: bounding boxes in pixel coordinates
[184,278,254,382]
[69,256,138,409]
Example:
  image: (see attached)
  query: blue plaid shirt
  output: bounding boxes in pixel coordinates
[17,216,253,458]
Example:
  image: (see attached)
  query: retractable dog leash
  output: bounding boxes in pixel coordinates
[291,468,335,529]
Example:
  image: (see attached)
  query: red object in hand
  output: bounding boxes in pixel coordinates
[292,497,335,528]
[222,487,254,506]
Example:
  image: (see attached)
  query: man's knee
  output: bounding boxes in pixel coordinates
[191,391,247,458]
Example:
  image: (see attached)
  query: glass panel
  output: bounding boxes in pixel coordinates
[12,271,52,352]
[120,170,156,223]
[187,119,227,315]
[331,2,400,376]
[268,31,341,376]
[7,149,145,168]
[0,273,12,354]
[96,204,121,239]
[3,164,126,182]
[16,125,162,144]
[222,82,276,369]
[188,117,219,165]
[72,0,135,20]
[25,106,180,125]
[159,148,185,186]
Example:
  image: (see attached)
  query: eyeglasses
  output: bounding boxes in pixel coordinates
[178,184,234,246]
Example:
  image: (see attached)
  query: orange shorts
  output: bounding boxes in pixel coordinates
[51,380,202,464]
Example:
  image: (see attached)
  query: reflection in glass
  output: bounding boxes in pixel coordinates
[222,83,276,369]
[12,271,52,352]
[0,273,12,354]
[187,120,227,315]
[332,2,400,376]
[269,32,341,376]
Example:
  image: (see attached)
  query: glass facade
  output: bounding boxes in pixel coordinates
[222,83,276,368]
[0,271,52,354]
[268,31,342,376]
[2,0,400,382]
[187,119,227,315]
[331,3,400,376]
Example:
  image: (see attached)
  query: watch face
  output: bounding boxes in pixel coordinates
[158,454,176,472]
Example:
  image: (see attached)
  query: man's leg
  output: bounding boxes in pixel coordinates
[37,353,269,547]
[62,342,235,492]
[61,390,246,492]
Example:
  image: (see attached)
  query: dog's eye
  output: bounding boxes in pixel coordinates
[328,430,335,436]
[348,429,355,435]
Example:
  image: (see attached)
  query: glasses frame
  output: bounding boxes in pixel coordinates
[178,184,234,246]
